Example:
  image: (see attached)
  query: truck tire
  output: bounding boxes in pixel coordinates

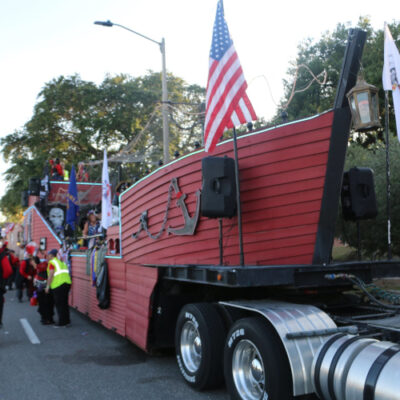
[224,317,293,400]
[175,303,226,390]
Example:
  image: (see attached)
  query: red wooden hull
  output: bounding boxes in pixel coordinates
[120,110,334,266]
[70,256,126,336]
[24,110,337,351]
[69,254,157,350]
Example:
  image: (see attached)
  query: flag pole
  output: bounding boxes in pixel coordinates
[232,127,244,266]
[385,90,392,259]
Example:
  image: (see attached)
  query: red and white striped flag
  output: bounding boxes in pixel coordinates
[204,0,257,152]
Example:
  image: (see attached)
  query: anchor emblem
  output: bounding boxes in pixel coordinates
[132,177,201,240]
[167,178,201,236]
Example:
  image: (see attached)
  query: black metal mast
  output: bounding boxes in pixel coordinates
[313,29,367,265]
[385,91,392,259]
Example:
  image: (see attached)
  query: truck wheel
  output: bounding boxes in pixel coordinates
[224,317,293,400]
[175,303,226,390]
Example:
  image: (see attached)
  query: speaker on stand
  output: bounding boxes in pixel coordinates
[341,167,378,260]
[201,156,237,265]
[201,156,237,218]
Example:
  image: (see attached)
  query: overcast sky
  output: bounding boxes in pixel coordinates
[0,0,396,198]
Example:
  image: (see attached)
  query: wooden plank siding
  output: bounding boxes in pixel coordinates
[25,205,155,350]
[120,111,334,267]
[125,264,158,350]
[25,110,336,352]
[29,207,61,251]
[70,256,127,338]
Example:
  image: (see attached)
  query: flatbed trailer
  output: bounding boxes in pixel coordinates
[152,260,400,289]
[23,28,400,400]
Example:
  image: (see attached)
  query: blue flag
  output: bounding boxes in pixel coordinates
[66,165,79,230]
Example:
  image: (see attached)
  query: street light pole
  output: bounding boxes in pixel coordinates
[94,20,170,163]
[160,38,169,164]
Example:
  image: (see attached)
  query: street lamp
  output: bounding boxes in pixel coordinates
[94,20,170,163]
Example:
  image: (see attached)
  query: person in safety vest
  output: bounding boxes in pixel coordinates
[61,162,69,181]
[45,249,71,327]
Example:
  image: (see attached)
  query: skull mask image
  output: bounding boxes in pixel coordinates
[49,207,64,228]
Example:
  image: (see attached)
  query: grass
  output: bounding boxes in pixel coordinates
[332,245,358,261]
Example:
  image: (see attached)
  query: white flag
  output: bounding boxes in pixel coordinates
[383,23,400,142]
[101,149,113,230]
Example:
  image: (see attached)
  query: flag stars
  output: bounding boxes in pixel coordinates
[210,3,233,60]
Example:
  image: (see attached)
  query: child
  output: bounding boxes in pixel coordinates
[32,256,54,325]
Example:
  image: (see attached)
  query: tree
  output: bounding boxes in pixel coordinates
[336,137,400,258]
[0,72,205,218]
[274,18,400,146]
[272,18,400,257]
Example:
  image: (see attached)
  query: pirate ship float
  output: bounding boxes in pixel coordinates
[23,29,400,400]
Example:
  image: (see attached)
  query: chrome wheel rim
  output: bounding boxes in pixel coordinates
[232,339,266,400]
[180,320,202,373]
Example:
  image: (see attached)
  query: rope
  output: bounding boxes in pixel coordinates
[84,104,161,166]
[249,64,327,110]
[123,104,161,153]
[166,103,205,116]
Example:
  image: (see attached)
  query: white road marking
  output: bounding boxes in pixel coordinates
[20,318,41,344]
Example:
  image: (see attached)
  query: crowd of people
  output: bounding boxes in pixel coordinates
[0,208,105,329]
[0,243,72,328]
[49,158,89,182]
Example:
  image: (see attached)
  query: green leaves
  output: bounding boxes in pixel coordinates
[275,19,400,147]
[0,72,205,218]
[276,19,400,257]
[337,137,400,258]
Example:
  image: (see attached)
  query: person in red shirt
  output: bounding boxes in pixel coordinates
[32,256,54,325]
[0,243,13,327]
[49,158,64,181]
[16,256,35,302]
[6,250,19,290]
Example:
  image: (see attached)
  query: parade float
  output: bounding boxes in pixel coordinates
[22,28,400,400]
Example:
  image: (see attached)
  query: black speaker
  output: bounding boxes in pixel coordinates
[28,177,41,196]
[201,156,236,218]
[21,190,29,207]
[341,167,378,220]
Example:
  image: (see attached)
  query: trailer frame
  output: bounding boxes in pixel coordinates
[149,260,400,289]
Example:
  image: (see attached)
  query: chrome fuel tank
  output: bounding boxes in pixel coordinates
[313,334,400,400]
[312,334,377,400]
[345,341,400,400]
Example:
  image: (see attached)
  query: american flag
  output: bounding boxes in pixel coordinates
[204,0,257,152]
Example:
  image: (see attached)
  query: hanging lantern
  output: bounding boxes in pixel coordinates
[346,77,381,131]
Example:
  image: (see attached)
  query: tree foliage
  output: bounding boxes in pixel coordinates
[271,18,400,257]
[274,18,400,146]
[336,138,400,258]
[1,72,205,217]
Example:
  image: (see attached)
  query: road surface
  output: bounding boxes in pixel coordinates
[0,290,229,400]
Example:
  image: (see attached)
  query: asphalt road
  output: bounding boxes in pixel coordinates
[0,290,229,400]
